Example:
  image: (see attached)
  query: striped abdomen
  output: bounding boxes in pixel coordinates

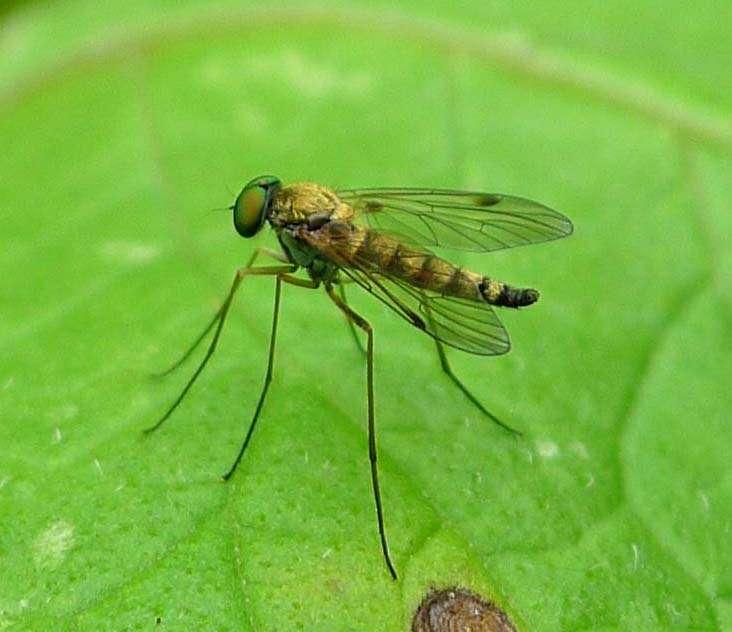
[327,224,538,308]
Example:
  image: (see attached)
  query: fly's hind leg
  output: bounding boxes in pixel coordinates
[424,296,522,437]
[144,258,296,434]
[326,283,397,580]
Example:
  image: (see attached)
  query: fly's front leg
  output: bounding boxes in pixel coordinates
[255,246,291,264]
[221,272,318,480]
[153,247,290,377]
[326,283,397,580]
[144,261,296,434]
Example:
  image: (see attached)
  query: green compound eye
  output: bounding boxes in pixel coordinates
[233,175,280,237]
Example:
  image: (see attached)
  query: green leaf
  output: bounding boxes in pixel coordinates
[1,2,730,630]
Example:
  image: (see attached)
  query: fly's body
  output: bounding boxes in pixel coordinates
[147,174,573,580]
[273,181,539,315]
[299,220,535,308]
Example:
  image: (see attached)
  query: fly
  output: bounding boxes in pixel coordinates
[145,175,573,580]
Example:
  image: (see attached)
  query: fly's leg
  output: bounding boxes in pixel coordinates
[326,283,398,580]
[424,297,521,437]
[221,273,319,480]
[256,247,291,264]
[434,337,521,435]
[336,280,366,355]
[153,248,289,378]
[144,263,296,434]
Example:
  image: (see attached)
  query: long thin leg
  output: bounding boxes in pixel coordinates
[326,283,397,580]
[152,308,222,378]
[337,281,366,355]
[153,248,289,377]
[144,264,295,434]
[431,321,521,437]
[221,273,318,480]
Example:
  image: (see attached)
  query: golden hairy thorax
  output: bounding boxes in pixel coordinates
[270,182,355,223]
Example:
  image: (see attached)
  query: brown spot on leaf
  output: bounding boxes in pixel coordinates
[412,587,517,632]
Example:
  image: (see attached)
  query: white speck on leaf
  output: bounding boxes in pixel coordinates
[52,427,62,444]
[0,476,8,491]
[537,440,559,458]
[3,377,15,390]
[99,241,161,265]
[93,459,103,475]
[586,473,595,488]
[33,521,75,569]
[631,543,640,571]
[698,490,710,511]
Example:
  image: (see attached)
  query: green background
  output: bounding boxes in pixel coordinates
[1,1,730,630]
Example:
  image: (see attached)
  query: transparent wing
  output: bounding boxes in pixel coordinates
[337,187,573,252]
[299,224,510,356]
[341,266,511,356]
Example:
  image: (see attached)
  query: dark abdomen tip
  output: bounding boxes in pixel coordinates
[519,288,539,306]
[498,285,539,307]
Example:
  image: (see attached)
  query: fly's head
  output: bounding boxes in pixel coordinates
[232,175,281,238]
